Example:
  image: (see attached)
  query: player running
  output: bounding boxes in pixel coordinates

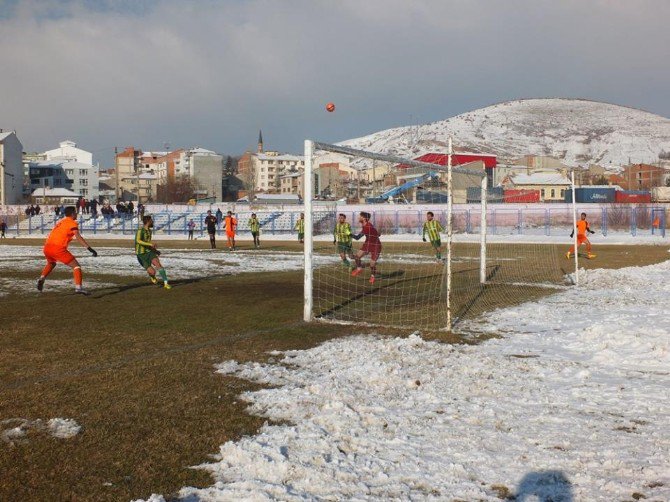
[351,211,381,284]
[567,212,596,259]
[249,213,261,248]
[204,210,217,249]
[224,211,237,250]
[295,213,305,243]
[422,211,444,260]
[333,213,353,267]
[37,206,97,295]
[135,215,171,289]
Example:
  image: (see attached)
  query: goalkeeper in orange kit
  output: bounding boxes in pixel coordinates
[37,206,97,295]
[567,212,596,259]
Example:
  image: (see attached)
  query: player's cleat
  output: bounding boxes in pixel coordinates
[369,275,376,284]
[351,268,363,277]
[163,282,172,290]
[565,251,571,259]
[149,276,158,285]
[587,253,597,259]
[75,288,90,296]
[37,278,45,292]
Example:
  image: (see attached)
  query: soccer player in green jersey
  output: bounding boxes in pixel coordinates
[295,213,305,243]
[422,211,444,260]
[333,213,353,267]
[249,213,261,248]
[135,215,171,289]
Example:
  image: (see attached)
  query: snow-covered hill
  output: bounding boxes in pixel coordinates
[340,99,670,167]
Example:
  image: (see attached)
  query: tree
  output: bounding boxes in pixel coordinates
[156,175,197,203]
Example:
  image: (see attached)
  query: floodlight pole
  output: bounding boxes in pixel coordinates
[446,136,453,331]
[303,140,314,322]
[480,164,487,284]
[571,170,579,285]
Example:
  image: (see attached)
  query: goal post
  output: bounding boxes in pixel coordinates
[303,139,566,332]
[303,139,314,322]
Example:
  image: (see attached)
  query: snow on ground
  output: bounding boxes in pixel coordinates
[140,260,669,501]
[4,230,668,244]
[46,418,82,439]
[1,418,82,444]
[0,246,338,293]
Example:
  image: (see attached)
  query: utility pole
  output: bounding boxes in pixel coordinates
[114,147,119,202]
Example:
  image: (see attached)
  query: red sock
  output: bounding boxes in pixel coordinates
[41,262,56,278]
[73,267,82,286]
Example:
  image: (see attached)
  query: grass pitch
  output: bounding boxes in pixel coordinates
[0,239,667,501]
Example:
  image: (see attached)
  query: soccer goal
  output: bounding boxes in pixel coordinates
[303,139,567,332]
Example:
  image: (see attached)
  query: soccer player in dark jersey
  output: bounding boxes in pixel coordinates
[333,213,353,267]
[204,210,218,249]
[351,211,381,284]
[422,211,444,260]
[135,215,171,289]
[249,213,261,248]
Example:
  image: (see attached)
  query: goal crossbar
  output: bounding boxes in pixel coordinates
[313,141,486,177]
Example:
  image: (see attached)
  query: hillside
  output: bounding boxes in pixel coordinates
[339,99,670,167]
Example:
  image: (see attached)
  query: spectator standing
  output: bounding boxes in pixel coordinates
[0,219,7,238]
[215,208,223,225]
[187,219,196,240]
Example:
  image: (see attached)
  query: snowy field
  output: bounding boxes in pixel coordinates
[140,261,670,501]
[4,231,668,245]
[0,245,337,288]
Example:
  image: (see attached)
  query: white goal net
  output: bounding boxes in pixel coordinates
[304,140,567,332]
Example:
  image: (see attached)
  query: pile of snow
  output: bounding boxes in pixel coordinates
[1,418,82,444]
[141,260,669,501]
[47,418,82,439]
[340,98,670,166]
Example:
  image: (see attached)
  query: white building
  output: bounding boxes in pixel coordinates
[38,141,99,200]
[0,130,24,205]
[245,152,305,193]
[44,140,93,165]
[29,159,99,201]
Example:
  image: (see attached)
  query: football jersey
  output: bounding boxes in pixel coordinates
[45,217,78,250]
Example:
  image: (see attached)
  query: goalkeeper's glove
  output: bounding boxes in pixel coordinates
[422,237,426,242]
[569,231,574,238]
[87,247,97,257]
[155,250,161,256]
[353,233,363,240]
[589,230,595,234]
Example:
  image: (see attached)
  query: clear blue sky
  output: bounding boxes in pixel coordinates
[1,0,669,166]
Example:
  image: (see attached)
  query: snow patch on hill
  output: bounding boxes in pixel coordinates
[340,98,670,167]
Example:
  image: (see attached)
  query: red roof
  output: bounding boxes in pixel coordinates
[397,152,497,169]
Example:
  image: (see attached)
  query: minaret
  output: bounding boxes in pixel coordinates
[257,130,264,153]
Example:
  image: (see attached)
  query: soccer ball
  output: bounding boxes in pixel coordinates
[326,102,335,112]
